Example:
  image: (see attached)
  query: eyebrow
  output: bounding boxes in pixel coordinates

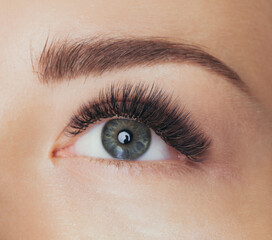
[35,36,246,90]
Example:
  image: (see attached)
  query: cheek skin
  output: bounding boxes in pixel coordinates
[51,156,247,239]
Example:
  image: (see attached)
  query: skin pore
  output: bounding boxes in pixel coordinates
[0,0,272,239]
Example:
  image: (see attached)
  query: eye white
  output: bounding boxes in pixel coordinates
[74,120,172,161]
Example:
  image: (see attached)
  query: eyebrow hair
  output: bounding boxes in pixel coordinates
[35,36,246,90]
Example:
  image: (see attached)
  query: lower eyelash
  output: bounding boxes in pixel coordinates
[71,156,205,178]
[66,82,211,162]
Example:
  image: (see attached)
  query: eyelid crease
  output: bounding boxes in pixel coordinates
[65,82,211,162]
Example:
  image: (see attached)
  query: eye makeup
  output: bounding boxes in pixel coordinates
[65,82,211,162]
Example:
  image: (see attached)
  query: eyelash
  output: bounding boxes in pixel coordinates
[65,82,211,162]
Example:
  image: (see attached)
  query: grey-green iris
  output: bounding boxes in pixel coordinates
[101,119,151,160]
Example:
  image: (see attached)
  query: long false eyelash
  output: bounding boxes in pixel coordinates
[66,83,211,162]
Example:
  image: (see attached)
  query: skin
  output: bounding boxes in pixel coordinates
[0,0,272,239]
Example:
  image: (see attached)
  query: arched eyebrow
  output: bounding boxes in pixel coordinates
[35,36,246,91]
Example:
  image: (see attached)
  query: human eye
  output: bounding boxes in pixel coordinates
[53,83,211,171]
[73,118,177,161]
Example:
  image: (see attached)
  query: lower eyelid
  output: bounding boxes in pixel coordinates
[52,134,192,179]
[53,154,198,178]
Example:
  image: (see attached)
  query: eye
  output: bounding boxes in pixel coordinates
[54,83,211,164]
[73,118,178,161]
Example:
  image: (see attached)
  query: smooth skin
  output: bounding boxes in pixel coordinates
[0,0,272,239]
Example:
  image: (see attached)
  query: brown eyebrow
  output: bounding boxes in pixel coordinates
[35,36,246,91]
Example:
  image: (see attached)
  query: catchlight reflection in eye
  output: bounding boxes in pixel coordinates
[74,118,179,161]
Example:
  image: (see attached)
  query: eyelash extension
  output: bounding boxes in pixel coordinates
[66,82,211,162]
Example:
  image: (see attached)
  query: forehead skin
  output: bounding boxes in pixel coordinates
[0,0,271,239]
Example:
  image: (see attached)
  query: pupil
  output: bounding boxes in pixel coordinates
[117,130,132,144]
